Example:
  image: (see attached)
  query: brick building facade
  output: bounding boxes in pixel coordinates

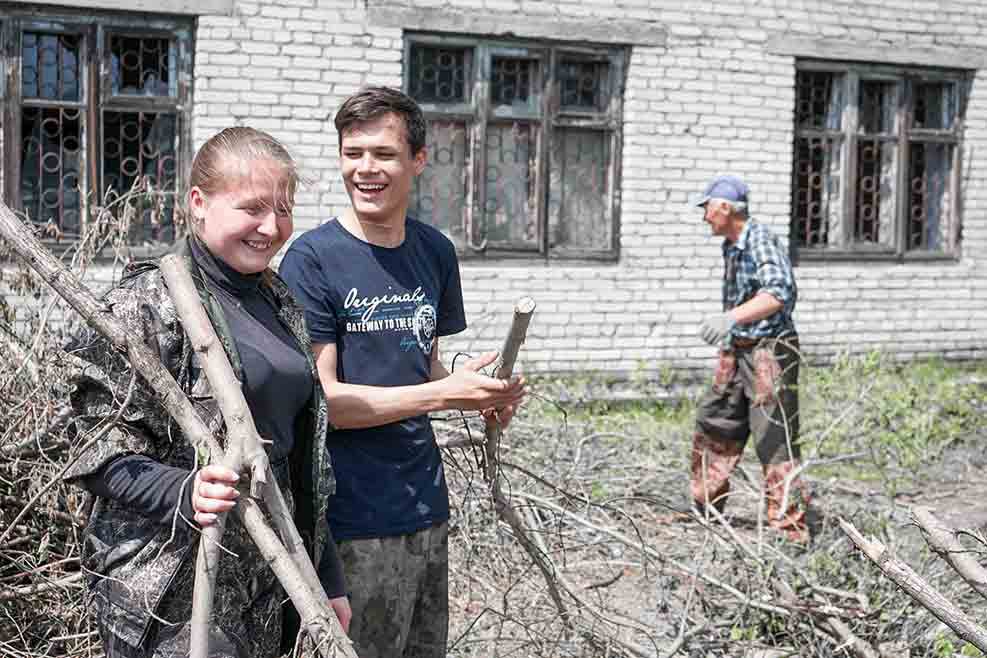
[2,0,986,376]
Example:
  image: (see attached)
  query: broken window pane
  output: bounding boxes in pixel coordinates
[853,138,896,249]
[411,120,468,243]
[483,122,537,249]
[907,142,952,252]
[795,71,843,131]
[793,136,840,248]
[20,107,82,237]
[548,128,609,250]
[913,82,955,130]
[102,111,178,242]
[110,35,176,97]
[557,58,607,111]
[22,32,80,101]
[408,45,469,104]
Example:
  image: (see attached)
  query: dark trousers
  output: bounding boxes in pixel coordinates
[690,336,810,541]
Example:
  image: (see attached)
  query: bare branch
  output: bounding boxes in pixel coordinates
[839,516,987,653]
[911,506,987,602]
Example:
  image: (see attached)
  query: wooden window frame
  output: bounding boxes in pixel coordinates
[1,6,193,255]
[404,33,626,262]
[792,60,968,263]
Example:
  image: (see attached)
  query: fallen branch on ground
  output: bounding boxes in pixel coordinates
[840,516,987,653]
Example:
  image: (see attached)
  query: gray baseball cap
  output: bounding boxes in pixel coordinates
[695,175,749,207]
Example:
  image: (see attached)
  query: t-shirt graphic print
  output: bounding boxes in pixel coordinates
[342,285,436,355]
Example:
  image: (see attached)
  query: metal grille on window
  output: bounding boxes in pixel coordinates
[408,46,468,104]
[854,80,896,249]
[793,71,843,248]
[407,44,472,245]
[110,35,176,97]
[22,32,80,101]
[907,143,952,251]
[20,108,82,236]
[908,81,956,253]
[102,111,178,243]
[557,59,607,110]
[20,32,83,236]
[491,58,535,108]
[405,37,622,258]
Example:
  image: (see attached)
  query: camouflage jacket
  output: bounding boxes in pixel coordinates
[64,238,334,651]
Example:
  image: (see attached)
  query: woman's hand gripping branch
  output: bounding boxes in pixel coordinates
[191,464,240,527]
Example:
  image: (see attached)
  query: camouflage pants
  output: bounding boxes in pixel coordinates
[101,622,267,658]
[338,521,449,658]
[99,551,285,658]
[690,336,811,542]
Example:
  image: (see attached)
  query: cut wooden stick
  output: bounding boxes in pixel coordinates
[483,296,535,484]
[480,300,575,621]
[839,517,987,653]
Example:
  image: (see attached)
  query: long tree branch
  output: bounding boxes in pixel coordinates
[159,256,271,658]
[159,255,351,658]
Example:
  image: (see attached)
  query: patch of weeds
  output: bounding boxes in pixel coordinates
[801,351,984,483]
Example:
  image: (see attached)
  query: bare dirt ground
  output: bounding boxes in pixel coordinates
[439,364,987,658]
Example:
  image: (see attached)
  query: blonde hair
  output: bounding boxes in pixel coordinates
[188,127,299,229]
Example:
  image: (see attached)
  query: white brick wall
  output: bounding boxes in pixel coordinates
[6,0,984,378]
[189,0,987,376]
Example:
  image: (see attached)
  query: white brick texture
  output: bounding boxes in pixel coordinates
[10,1,981,377]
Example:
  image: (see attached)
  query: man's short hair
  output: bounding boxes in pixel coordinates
[334,86,427,156]
[710,198,748,217]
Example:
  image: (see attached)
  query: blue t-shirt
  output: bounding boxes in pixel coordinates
[279,217,467,540]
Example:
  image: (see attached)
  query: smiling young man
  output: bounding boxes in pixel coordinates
[691,175,811,544]
[279,86,525,658]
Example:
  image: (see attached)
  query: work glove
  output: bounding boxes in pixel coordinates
[699,313,736,348]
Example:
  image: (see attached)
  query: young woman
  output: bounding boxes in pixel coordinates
[65,127,349,657]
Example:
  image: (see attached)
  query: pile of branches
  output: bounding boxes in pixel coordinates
[440,364,987,658]
[436,397,987,658]
[0,183,181,657]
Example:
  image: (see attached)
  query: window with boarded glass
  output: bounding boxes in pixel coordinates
[792,62,966,259]
[2,14,192,248]
[406,36,625,260]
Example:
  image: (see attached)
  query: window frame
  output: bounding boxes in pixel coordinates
[404,33,626,262]
[792,59,968,263]
[1,6,193,252]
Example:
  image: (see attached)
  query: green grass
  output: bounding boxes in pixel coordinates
[523,354,986,489]
[802,353,985,481]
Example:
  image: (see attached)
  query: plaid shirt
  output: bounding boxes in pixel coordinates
[722,219,797,340]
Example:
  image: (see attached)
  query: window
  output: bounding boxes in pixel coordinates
[1,11,192,246]
[405,35,626,260]
[792,62,967,260]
